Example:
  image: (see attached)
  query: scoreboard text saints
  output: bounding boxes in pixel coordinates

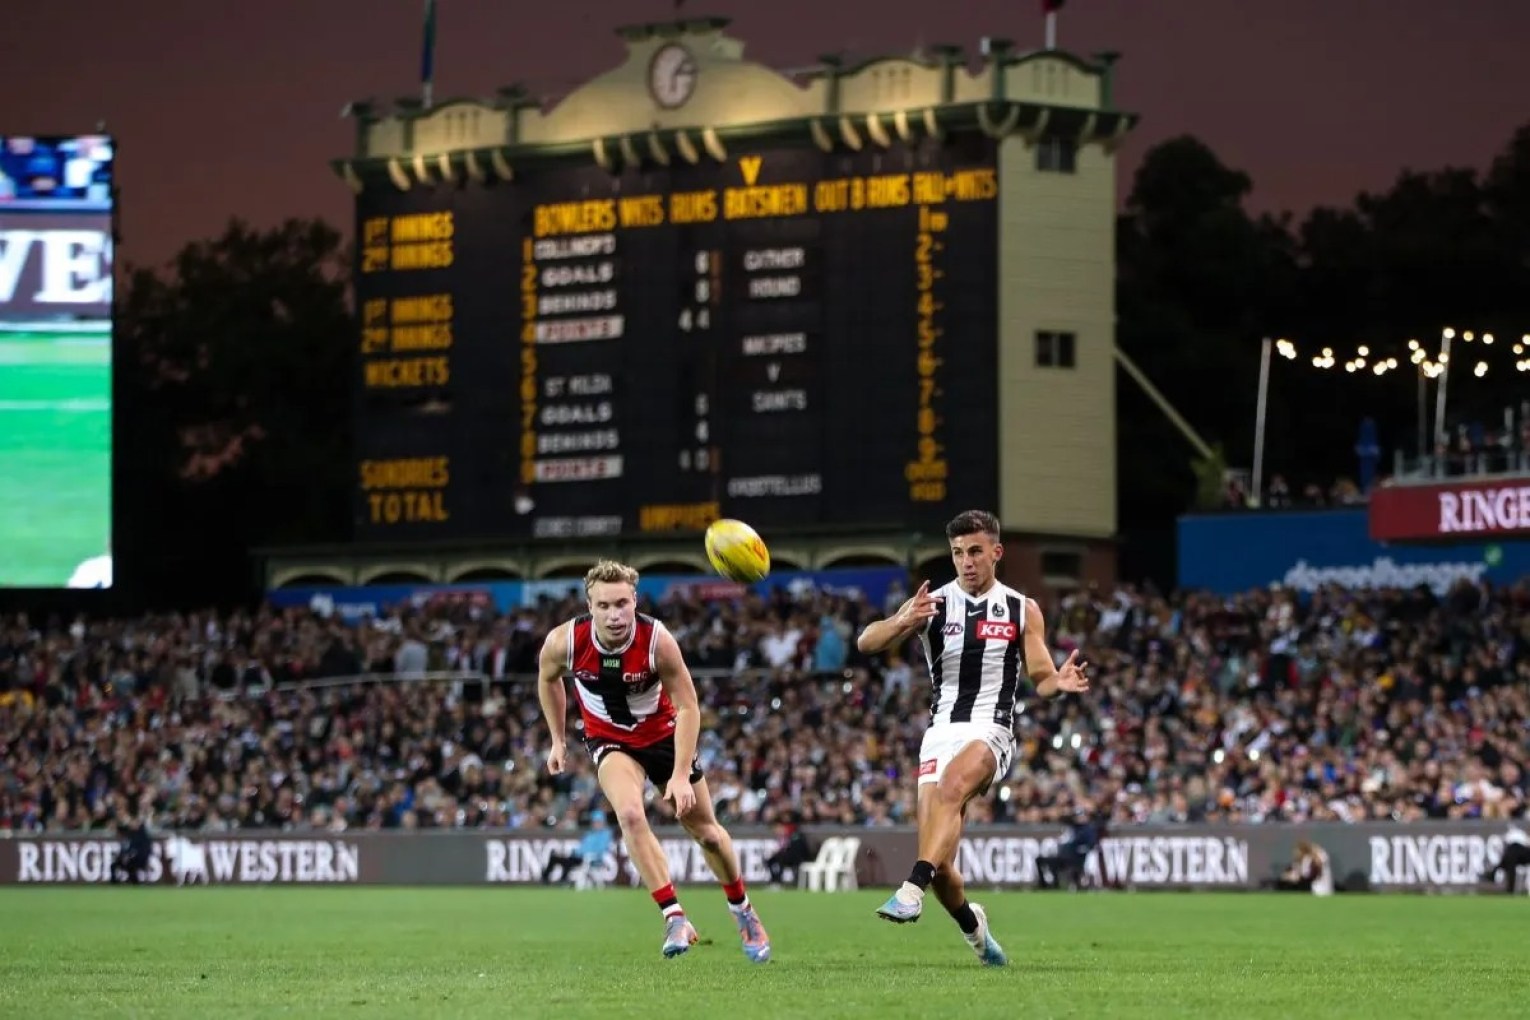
[352,136,1000,541]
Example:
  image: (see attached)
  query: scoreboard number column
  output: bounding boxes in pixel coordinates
[907,204,950,503]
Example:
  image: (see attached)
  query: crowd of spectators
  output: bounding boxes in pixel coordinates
[2,574,1527,836]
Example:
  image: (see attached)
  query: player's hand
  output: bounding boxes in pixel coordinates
[546,743,566,775]
[895,580,942,629]
[1054,650,1091,693]
[665,775,696,816]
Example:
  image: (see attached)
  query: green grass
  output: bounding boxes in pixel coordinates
[1,888,1525,1019]
[0,331,110,586]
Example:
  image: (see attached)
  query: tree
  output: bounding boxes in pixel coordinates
[115,218,353,607]
[1113,137,1295,580]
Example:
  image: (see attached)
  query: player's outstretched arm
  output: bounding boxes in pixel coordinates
[857,580,941,654]
[655,625,700,814]
[537,623,571,773]
[1023,598,1090,699]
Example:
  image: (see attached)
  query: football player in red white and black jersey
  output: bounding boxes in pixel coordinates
[537,559,771,963]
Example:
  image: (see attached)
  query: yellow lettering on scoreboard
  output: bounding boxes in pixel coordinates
[359,457,451,525]
[360,292,455,383]
[723,184,809,220]
[534,200,617,237]
[669,189,719,224]
[618,195,666,228]
[640,502,721,532]
[363,357,451,388]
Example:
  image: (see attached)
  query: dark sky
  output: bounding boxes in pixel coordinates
[7,0,1530,267]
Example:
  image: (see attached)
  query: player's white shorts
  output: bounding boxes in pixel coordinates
[917,722,1015,789]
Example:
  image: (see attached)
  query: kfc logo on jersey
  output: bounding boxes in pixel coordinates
[975,621,1017,641]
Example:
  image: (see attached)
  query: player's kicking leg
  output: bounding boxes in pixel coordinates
[596,751,699,958]
[677,778,772,963]
[877,740,997,934]
[932,857,1007,966]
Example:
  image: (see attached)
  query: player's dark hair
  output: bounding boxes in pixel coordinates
[945,509,1000,542]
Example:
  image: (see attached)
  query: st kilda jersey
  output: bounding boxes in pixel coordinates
[567,613,676,746]
[917,580,1031,729]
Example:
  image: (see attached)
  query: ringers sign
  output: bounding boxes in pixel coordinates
[1,823,1522,891]
[1369,478,1530,541]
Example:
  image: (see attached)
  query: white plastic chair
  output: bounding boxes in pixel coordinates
[798,837,860,892]
[163,836,208,886]
[571,854,608,891]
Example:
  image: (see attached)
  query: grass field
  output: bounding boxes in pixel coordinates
[0,330,110,587]
[1,888,1525,1019]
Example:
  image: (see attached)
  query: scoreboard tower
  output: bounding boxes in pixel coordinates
[298,16,1136,593]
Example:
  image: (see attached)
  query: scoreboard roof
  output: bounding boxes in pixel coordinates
[331,16,1136,190]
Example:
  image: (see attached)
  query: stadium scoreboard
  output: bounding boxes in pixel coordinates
[354,137,1000,542]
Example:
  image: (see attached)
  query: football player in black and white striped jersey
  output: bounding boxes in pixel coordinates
[857,509,1091,964]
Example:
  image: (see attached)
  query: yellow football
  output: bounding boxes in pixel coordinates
[704,518,771,583]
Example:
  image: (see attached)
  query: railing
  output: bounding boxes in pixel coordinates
[1390,449,1530,484]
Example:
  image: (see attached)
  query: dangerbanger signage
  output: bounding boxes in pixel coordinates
[1369,477,1530,541]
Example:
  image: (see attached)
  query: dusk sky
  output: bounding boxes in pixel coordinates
[7,0,1530,267]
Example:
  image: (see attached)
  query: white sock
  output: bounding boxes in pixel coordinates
[898,881,925,902]
[728,895,752,914]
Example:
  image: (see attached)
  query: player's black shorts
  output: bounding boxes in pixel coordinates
[586,734,704,787]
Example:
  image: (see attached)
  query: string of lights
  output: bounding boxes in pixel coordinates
[1270,329,1530,377]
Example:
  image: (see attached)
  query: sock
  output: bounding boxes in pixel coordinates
[907,859,936,892]
[723,878,750,912]
[652,883,684,920]
[950,901,980,936]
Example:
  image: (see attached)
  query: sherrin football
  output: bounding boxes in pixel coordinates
[704,518,771,583]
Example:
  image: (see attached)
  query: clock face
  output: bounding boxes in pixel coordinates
[649,44,698,109]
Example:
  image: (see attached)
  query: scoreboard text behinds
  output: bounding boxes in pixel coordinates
[354,133,999,542]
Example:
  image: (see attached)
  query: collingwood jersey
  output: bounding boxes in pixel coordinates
[918,580,1030,728]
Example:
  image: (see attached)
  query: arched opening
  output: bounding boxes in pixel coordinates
[451,567,523,582]
[275,573,348,588]
[364,571,433,585]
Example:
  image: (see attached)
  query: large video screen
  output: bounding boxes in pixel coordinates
[351,133,999,542]
[0,135,114,587]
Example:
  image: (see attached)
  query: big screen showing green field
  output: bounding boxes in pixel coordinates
[0,135,114,588]
[352,133,999,542]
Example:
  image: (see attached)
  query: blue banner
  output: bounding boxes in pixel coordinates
[266,567,907,622]
[1178,508,1530,595]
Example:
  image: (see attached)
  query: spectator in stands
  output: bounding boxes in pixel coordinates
[109,812,155,885]
[1035,809,1103,891]
[541,809,614,886]
[765,818,814,887]
[1274,839,1333,896]
[1480,824,1530,893]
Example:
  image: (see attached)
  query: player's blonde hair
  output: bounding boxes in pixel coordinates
[584,559,640,595]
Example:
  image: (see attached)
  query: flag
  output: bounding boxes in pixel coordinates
[1042,0,1067,11]
[421,0,438,105]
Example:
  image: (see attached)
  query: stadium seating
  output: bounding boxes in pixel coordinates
[0,577,1526,836]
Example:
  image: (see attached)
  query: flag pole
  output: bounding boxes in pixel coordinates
[421,0,438,109]
[1045,11,1057,50]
